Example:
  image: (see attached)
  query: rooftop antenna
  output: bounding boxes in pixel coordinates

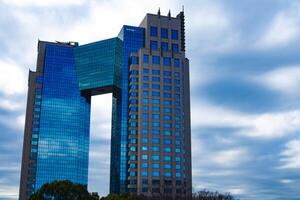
[182,5,184,13]
[158,7,161,17]
[168,9,171,19]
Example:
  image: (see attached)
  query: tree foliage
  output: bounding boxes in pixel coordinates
[29,180,238,200]
[192,189,237,200]
[29,180,99,200]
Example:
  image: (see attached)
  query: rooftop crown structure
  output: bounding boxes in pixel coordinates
[20,10,192,200]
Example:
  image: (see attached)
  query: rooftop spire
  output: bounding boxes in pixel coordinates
[168,9,171,19]
[157,7,161,17]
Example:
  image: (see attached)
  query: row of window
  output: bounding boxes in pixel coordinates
[129,163,182,169]
[129,129,182,137]
[129,138,182,145]
[150,41,179,52]
[129,171,182,177]
[131,55,181,67]
[150,26,179,40]
[131,69,181,77]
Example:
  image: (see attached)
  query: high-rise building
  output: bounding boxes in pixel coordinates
[20,10,191,200]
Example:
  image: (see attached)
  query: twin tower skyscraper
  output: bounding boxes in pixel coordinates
[20,10,192,200]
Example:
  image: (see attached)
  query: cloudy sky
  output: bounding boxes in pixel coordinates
[1,0,300,199]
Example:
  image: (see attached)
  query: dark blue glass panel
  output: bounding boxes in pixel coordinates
[171,30,178,40]
[150,26,158,37]
[161,28,168,39]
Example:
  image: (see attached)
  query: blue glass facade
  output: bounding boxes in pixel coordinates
[36,44,91,189]
[117,26,145,193]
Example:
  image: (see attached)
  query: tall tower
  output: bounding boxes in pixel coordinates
[19,10,191,200]
[127,11,192,199]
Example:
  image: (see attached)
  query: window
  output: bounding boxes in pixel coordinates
[152,106,159,112]
[161,28,168,38]
[152,146,160,151]
[161,42,168,51]
[130,171,136,177]
[164,107,171,113]
[152,163,159,168]
[165,139,172,145]
[143,68,149,74]
[174,58,180,67]
[164,147,171,153]
[142,129,148,134]
[152,77,160,82]
[142,138,148,143]
[164,156,171,161]
[164,86,171,91]
[152,91,160,97]
[131,56,138,64]
[175,157,181,162]
[152,155,160,161]
[172,43,179,53]
[176,165,181,170]
[150,26,158,37]
[36,76,43,84]
[143,76,149,81]
[142,90,148,96]
[152,129,160,135]
[142,155,148,160]
[164,130,171,136]
[164,172,171,177]
[142,146,148,151]
[142,163,148,168]
[152,171,160,177]
[163,57,171,66]
[164,123,171,128]
[153,122,160,127]
[176,173,181,177]
[151,41,158,50]
[143,83,149,88]
[164,78,171,83]
[143,54,149,63]
[130,155,136,161]
[152,99,159,104]
[142,98,148,103]
[174,72,180,77]
[130,138,137,144]
[171,30,179,40]
[152,114,160,119]
[152,138,160,144]
[142,113,148,119]
[163,71,171,76]
[142,171,148,177]
[130,115,136,119]
[164,100,171,105]
[152,84,160,90]
[152,69,160,75]
[142,106,148,111]
[130,146,136,151]
[152,56,160,64]
[142,121,148,126]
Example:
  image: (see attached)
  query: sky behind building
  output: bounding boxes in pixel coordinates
[0,0,300,199]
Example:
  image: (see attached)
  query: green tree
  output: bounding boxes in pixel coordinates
[29,180,99,200]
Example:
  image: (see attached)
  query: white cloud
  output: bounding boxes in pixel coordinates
[2,0,86,7]
[192,100,300,139]
[280,179,294,184]
[187,1,240,54]
[0,185,19,199]
[279,139,300,169]
[0,60,26,96]
[254,66,300,96]
[256,4,300,49]
[211,148,249,167]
